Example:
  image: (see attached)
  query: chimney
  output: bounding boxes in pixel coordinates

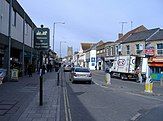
[118,33,123,39]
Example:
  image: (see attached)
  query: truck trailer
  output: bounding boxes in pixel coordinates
[110,55,145,81]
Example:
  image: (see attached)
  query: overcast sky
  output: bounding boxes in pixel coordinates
[18,0,163,57]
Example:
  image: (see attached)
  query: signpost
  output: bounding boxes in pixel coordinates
[34,25,50,106]
[144,42,154,93]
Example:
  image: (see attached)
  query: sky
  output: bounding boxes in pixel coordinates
[18,0,163,57]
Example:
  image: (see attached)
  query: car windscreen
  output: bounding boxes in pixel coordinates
[74,68,90,72]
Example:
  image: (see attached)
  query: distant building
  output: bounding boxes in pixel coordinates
[67,46,73,56]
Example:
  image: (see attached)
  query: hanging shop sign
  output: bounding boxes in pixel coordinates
[34,28,50,50]
[144,42,155,56]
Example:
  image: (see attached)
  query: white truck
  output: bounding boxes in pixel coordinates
[110,55,145,81]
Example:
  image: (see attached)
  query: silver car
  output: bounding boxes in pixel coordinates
[71,67,92,84]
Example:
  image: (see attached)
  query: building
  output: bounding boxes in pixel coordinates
[78,43,94,67]
[0,0,37,77]
[104,25,147,69]
[122,28,163,81]
[96,41,105,70]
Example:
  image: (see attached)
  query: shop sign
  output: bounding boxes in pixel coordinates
[144,49,155,55]
[34,28,50,50]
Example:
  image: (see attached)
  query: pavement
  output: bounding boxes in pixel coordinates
[0,71,60,121]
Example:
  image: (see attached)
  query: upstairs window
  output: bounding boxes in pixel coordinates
[157,43,163,55]
[25,22,28,35]
[126,45,130,55]
[136,44,140,54]
[12,9,16,26]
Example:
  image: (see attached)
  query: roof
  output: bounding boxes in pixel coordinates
[81,43,94,51]
[148,29,163,41]
[115,25,147,43]
[123,28,160,43]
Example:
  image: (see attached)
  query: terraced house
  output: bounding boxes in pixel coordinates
[119,28,163,81]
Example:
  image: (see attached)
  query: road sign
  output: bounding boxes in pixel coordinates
[34,28,50,50]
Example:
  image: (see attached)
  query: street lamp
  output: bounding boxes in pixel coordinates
[60,41,66,58]
[53,22,65,52]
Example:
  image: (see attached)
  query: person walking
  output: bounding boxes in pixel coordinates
[28,64,32,77]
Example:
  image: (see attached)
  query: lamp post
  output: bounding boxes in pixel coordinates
[53,22,65,51]
[60,41,66,58]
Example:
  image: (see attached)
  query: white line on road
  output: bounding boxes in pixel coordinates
[130,113,141,121]
[93,80,108,89]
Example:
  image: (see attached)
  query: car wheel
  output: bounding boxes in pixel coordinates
[121,74,126,80]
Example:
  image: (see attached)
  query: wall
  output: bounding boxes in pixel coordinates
[0,0,9,36]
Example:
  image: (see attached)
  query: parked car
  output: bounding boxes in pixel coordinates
[70,67,92,84]
[64,64,72,72]
[0,69,7,84]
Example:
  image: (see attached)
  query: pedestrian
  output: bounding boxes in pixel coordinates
[135,67,142,83]
[28,64,32,77]
[41,65,46,75]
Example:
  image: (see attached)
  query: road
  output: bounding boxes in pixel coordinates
[60,70,163,121]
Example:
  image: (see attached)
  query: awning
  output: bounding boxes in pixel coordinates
[149,62,163,67]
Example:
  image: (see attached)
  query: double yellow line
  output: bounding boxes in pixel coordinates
[63,87,72,121]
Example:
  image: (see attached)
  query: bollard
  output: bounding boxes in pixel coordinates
[145,78,153,93]
[105,73,111,86]
[39,75,43,106]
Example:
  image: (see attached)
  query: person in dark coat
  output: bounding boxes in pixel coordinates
[41,65,46,75]
[28,64,32,77]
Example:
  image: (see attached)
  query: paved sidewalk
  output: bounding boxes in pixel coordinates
[17,71,60,121]
[0,71,60,121]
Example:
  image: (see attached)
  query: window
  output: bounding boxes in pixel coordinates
[25,22,28,35]
[12,9,16,26]
[157,43,163,55]
[136,44,140,54]
[115,46,118,55]
[126,45,130,55]
[110,46,114,56]
[91,57,95,62]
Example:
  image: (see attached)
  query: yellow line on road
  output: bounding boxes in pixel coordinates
[63,87,72,121]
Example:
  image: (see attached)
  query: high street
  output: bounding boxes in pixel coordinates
[60,70,163,121]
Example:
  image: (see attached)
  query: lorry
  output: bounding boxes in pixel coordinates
[110,55,146,81]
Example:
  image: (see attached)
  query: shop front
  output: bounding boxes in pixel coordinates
[149,57,163,81]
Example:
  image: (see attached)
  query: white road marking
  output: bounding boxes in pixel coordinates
[93,80,108,89]
[130,113,141,121]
